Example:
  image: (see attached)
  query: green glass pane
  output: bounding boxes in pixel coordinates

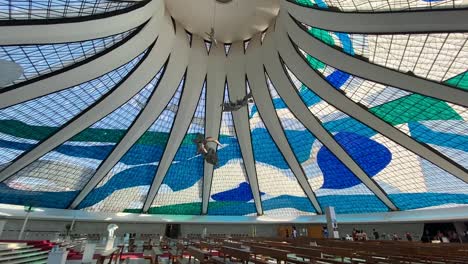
[295,0,315,7]
[0,120,54,141]
[370,94,462,126]
[136,132,170,146]
[445,71,468,91]
[305,54,325,70]
[142,203,202,215]
[70,128,126,142]
[308,27,335,46]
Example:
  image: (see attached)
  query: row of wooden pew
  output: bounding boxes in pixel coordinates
[157,236,468,264]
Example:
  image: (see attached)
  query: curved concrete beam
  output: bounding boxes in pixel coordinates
[0,13,166,108]
[69,21,188,209]
[283,0,468,33]
[0,40,156,183]
[201,44,227,215]
[275,20,468,183]
[262,30,397,211]
[282,13,468,108]
[142,36,207,213]
[226,41,263,215]
[0,0,159,45]
[0,16,178,184]
[246,34,323,215]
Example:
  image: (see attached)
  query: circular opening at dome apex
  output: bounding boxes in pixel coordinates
[164,0,280,43]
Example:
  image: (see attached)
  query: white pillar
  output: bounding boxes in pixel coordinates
[69,218,76,231]
[326,207,339,239]
[18,212,30,240]
[0,220,6,238]
[251,225,257,237]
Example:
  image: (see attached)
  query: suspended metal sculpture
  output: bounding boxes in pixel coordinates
[205,28,218,46]
[205,0,220,46]
[192,133,222,166]
[221,91,253,112]
[0,59,23,88]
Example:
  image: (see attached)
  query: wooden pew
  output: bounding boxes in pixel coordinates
[169,242,187,264]
[222,241,243,249]
[199,241,219,253]
[225,236,468,264]
[185,246,211,264]
[216,246,251,264]
[257,241,372,264]
[95,247,121,264]
[314,239,468,264]
[249,245,289,264]
[143,246,164,264]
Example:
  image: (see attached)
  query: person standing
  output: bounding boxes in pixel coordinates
[292,226,298,238]
[373,229,379,240]
[323,227,329,238]
[362,230,368,241]
[406,232,413,241]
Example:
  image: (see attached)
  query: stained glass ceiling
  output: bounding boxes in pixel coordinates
[0,0,466,217]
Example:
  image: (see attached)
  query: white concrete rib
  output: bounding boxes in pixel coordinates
[201,44,227,215]
[262,28,397,211]
[0,18,172,185]
[0,0,160,45]
[282,0,468,33]
[69,21,189,209]
[0,13,165,108]
[226,41,263,215]
[282,13,468,108]
[142,35,207,213]
[246,34,323,215]
[276,17,468,183]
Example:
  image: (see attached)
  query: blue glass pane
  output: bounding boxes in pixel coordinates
[79,76,184,213]
[249,93,316,216]
[302,24,468,86]
[300,50,468,175]
[149,85,207,215]
[0,50,147,169]
[266,74,387,214]
[0,50,149,208]
[209,86,256,216]
[286,63,468,211]
[293,0,466,11]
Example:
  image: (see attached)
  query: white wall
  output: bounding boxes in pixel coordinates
[0,219,431,242]
[0,220,281,240]
[180,224,279,237]
[0,219,165,241]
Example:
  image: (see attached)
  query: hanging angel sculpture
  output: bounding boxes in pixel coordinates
[221,92,253,112]
[192,134,222,166]
[205,28,218,46]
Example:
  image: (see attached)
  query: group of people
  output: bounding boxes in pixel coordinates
[346,228,413,241]
[350,229,368,241]
[422,230,462,243]
[285,226,298,238]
